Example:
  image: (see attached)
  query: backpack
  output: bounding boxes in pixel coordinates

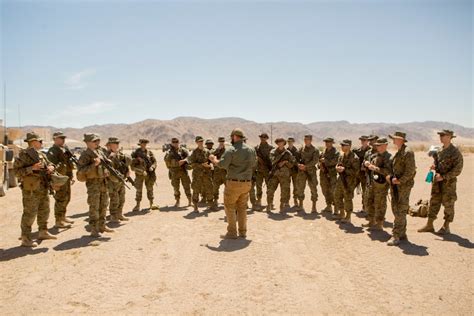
[408,199,429,217]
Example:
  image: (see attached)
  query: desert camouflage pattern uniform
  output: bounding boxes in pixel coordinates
[211,146,227,203]
[255,142,273,201]
[352,145,371,210]
[334,150,359,214]
[319,147,340,208]
[78,148,110,231]
[428,144,463,222]
[389,144,416,239]
[295,144,320,202]
[47,145,74,221]
[366,151,392,223]
[266,148,296,206]
[14,148,53,241]
[187,147,213,205]
[164,146,192,202]
[106,149,130,218]
[131,148,157,203]
[287,144,299,202]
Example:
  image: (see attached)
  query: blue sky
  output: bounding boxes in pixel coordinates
[1,0,472,128]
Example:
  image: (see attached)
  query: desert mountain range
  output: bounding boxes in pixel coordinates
[11,117,474,147]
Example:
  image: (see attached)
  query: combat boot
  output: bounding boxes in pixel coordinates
[322,205,333,213]
[132,202,141,212]
[55,218,69,228]
[296,199,304,211]
[21,236,37,247]
[341,211,352,223]
[193,203,199,213]
[174,199,180,208]
[417,218,435,233]
[369,220,384,231]
[437,220,450,235]
[149,200,159,210]
[109,214,120,224]
[211,201,219,211]
[311,201,317,214]
[117,211,129,221]
[90,226,101,238]
[387,237,400,246]
[256,199,262,209]
[293,198,299,208]
[62,215,74,224]
[279,203,286,213]
[187,197,192,207]
[38,230,57,240]
[332,209,341,219]
[266,204,272,212]
[99,225,115,233]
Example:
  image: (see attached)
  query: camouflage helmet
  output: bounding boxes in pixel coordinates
[230,128,245,138]
[205,138,214,145]
[83,133,100,142]
[24,132,43,143]
[52,131,66,139]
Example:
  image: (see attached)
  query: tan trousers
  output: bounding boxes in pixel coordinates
[224,180,252,237]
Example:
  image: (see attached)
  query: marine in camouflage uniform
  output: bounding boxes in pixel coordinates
[352,135,371,213]
[211,137,227,208]
[77,133,114,237]
[47,131,75,228]
[131,139,158,211]
[361,135,379,217]
[295,134,319,213]
[164,137,192,207]
[386,132,416,246]
[286,137,299,207]
[14,132,58,247]
[105,137,130,223]
[334,140,359,223]
[266,138,296,212]
[319,137,340,213]
[418,130,463,235]
[187,136,214,212]
[255,133,273,209]
[362,138,392,231]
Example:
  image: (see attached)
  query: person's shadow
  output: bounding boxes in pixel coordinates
[367,229,392,242]
[53,235,111,251]
[183,210,209,220]
[205,238,252,252]
[436,233,474,249]
[69,211,89,219]
[338,222,364,234]
[266,211,292,221]
[0,246,48,262]
[159,205,190,213]
[398,240,429,256]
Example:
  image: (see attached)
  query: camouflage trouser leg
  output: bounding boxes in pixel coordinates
[249,179,256,205]
[145,175,155,202]
[21,188,50,238]
[255,169,269,200]
[374,182,389,222]
[391,185,412,238]
[86,179,109,229]
[290,172,298,200]
[267,172,291,205]
[213,169,227,202]
[334,180,355,212]
[135,175,145,202]
[295,170,318,202]
[355,175,367,210]
[171,170,192,200]
[192,172,213,204]
[54,179,71,219]
[320,172,337,206]
[108,181,125,216]
[428,180,457,222]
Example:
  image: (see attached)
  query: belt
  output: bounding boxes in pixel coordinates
[228,179,251,182]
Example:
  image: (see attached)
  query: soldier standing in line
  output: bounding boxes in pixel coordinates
[187,136,214,212]
[286,137,300,207]
[266,138,296,213]
[334,140,359,223]
[295,135,319,214]
[14,132,58,247]
[211,137,227,209]
[386,132,416,246]
[255,133,273,210]
[164,137,192,207]
[105,137,130,223]
[362,138,392,231]
[361,135,379,217]
[319,137,340,214]
[352,135,371,214]
[47,131,75,228]
[77,133,114,237]
[131,139,159,211]
[418,130,463,235]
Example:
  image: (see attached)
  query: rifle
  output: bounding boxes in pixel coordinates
[256,145,272,171]
[169,147,188,172]
[63,146,79,167]
[95,147,131,190]
[115,154,135,187]
[268,150,288,181]
[25,147,54,195]
[133,149,156,178]
[336,163,349,190]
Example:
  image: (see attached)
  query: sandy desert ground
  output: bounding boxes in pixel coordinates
[0,152,473,314]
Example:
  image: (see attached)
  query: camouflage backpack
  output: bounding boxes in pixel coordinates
[408,199,429,217]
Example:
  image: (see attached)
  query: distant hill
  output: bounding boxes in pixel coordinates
[13,117,474,147]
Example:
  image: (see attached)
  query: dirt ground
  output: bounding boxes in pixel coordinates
[0,152,473,314]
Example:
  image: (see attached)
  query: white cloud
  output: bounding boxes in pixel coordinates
[48,101,116,125]
[65,68,96,90]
